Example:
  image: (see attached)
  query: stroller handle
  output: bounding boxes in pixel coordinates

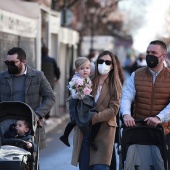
[135,119,163,130]
[135,119,146,124]
[121,119,146,128]
[121,118,163,130]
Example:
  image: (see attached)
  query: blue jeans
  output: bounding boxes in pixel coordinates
[79,131,110,170]
[90,165,110,170]
[79,131,90,170]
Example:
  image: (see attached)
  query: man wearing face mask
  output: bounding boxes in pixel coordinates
[0,47,55,150]
[129,53,147,74]
[120,40,170,166]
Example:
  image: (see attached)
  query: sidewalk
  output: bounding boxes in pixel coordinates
[44,113,70,133]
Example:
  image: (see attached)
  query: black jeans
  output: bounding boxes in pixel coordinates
[166,133,170,169]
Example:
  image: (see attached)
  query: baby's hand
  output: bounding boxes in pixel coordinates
[26,142,32,149]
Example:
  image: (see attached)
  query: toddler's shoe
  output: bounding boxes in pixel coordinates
[59,135,70,147]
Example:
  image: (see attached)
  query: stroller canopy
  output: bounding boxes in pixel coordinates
[0,101,37,135]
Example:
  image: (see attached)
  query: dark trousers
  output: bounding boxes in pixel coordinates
[110,146,116,170]
[91,123,101,140]
[79,130,90,170]
[90,165,110,170]
[166,134,170,169]
[62,120,75,138]
[79,130,110,170]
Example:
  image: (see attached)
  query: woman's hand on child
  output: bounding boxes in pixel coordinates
[26,142,32,149]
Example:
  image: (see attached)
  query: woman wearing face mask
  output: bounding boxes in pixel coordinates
[71,50,123,170]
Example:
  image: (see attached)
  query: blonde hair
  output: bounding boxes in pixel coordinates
[75,57,90,69]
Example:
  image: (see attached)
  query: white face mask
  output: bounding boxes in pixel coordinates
[98,63,111,75]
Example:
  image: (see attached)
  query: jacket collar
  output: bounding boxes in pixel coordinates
[26,65,36,77]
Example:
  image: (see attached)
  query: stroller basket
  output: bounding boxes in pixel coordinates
[0,145,31,170]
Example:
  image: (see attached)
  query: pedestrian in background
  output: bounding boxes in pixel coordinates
[129,53,146,74]
[71,50,123,170]
[120,40,170,167]
[0,47,55,149]
[87,50,99,75]
[41,46,60,124]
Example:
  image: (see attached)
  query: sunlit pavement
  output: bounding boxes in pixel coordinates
[40,117,78,170]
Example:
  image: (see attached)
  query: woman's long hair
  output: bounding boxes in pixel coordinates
[92,50,124,99]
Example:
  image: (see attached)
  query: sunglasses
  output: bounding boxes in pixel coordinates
[98,59,112,65]
[4,60,19,65]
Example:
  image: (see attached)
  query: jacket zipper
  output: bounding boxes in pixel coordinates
[150,76,156,117]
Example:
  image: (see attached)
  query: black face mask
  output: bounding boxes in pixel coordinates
[4,61,22,74]
[146,55,159,68]
[138,58,142,62]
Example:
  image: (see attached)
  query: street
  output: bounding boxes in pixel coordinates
[39,117,120,170]
[40,118,78,170]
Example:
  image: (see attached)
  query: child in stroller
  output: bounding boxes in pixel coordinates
[4,119,37,152]
[0,101,39,170]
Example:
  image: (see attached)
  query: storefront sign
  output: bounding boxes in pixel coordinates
[50,15,60,34]
[0,9,37,38]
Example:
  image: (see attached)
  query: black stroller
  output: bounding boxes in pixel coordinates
[118,119,168,170]
[0,101,40,170]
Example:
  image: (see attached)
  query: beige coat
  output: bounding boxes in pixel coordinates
[71,79,120,166]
